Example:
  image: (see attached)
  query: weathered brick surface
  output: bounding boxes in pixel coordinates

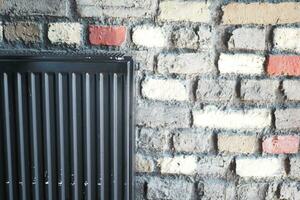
[275,109,300,129]
[135,177,146,200]
[131,51,155,71]
[4,22,41,43]
[218,135,259,154]
[240,79,279,102]
[263,135,300,154]
[48,23,83,45]
[193,107,271,130]
[76,0,157,18]
[222,2,300,25]
[218,53,265,75]
[147,177,195,200]
[289,156,300,179]
[0,0,68,16]
[283,80,300,100]
[157,53,214,75]
[173,130,214,153]
[142,78,190,101]
[236,157,286,178]
[198,26,212,50]
[158,155,197,175]
[267,55,300,76]
[237,183,268,200]
[158,1,210,23]
[135,154,155,173]
[136,103,190,128]
[196,156,232,177]
[136,128,170,152]
[280,182,300,200]
[274,28,300,53]
[196,78,236,101]
[228,27,266,51]
[132,25,170,48]
[199,180,236,200]
[89,25,126,46]
[172,28,198,49]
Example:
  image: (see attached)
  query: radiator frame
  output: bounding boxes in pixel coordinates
[0,55,135,200]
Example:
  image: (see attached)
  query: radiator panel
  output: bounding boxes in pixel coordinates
[0,56,134,200]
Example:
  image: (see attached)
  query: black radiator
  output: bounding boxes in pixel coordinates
[0,55,135,200]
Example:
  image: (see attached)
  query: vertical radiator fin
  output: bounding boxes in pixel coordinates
[0,56,134,200]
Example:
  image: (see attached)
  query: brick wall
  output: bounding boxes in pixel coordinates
[2,0,300,199]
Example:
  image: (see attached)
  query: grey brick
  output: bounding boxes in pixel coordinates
[197,78,236,101]
[199,180,236,200]
[197,156,233,178]
[289,156,300,179]
[136,103,190,128]
[283,80,300,100]
[173,129,214,153]
[4,22,41,43]
[147,177,195,200]
[157,53,215,75]
[0,0,68,16]
[172,28,198,49]
[135,176,147,200]
[131,51,155,71]
[280,182,300,200]
[228,27,266,51]
[137,128,171,152]
[197,26,212,50]
[237,183,268,200]
[241,79,279,102]
[275,108,300,129]
[76,0,157,18]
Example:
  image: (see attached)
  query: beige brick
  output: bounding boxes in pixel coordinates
[218,135,259,154]
[236,157,286,178]
[218,53,265,75]
[4,22,41,43]
[158,155,197,175]
[48,23,83,45]
[222,2,300,25]
[193,107,271,130]
[142,78,189,101]
[159,0,210,23]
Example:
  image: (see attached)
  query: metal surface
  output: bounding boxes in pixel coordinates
[0,55,135,200]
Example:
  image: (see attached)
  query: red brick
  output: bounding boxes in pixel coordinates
[263,135,300,154]
[89,25,126,46]
[267,55,300,76]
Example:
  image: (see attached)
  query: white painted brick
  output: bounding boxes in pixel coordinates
[157,53,215,75]
[218,53,265,75]
[142,78,189,101]
[236,157,286,178]
[158,155,197,175]
[274,28,300,53]
[228,27,266,51]
[193,107,271,130]
[158,0,210,23]
[132,25,170,48]
[48,23,83,45]
[283,80,300,100]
